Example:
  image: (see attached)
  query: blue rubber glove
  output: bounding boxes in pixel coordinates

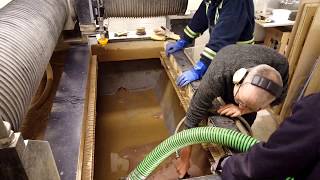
[166,39,189,56]
[176,60,208,87]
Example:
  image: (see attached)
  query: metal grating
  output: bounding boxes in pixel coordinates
[104,0,188,17]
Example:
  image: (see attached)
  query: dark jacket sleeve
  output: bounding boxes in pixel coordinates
[222,94,320,179]
[182,1,208,42]
[201,0,254,64]
[185,63,224,128]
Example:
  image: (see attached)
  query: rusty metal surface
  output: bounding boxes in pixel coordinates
[159,52,191,111]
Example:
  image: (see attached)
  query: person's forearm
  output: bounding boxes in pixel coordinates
[176,145,192,178]
[185,65,223,128]
[185,90,210,128]
[180,145,192,160]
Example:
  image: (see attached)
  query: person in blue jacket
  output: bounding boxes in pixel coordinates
[166,0,255,87]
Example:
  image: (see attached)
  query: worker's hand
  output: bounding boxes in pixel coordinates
[176,69,200,87]
[176,60,208,87]
[165,39,189,56]
[217,104,243,117]
[175,146,192,178]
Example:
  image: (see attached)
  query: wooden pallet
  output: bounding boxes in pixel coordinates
[280,7,320,122]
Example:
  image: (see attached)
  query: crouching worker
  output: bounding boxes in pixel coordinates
[175,44,289,178]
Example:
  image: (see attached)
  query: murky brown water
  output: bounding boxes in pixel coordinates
[94,88,210,180]
[94,88,170,179]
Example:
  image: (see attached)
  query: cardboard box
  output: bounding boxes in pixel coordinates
[264,27,291,55]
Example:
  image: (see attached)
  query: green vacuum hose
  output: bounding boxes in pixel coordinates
[127,127,259,180]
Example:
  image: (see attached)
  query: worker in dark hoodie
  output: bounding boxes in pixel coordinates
[175,44,289,178]
[217,93,320,180]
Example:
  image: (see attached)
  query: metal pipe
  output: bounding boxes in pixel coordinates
[0,0,67,131]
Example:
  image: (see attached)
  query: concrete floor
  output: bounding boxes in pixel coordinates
[252,110,278,142]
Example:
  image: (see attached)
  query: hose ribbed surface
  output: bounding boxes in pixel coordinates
[0,0,67,130]
[104,0,188,17]
[128,127,259,180]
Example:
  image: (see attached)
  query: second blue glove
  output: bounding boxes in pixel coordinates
[176,69,200,87]
[176,60,208,87]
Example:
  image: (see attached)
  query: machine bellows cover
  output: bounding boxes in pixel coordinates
[104,0,188,17]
